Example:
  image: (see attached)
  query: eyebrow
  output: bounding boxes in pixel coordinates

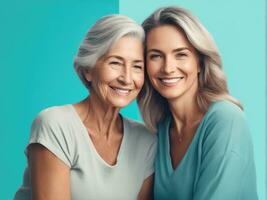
[105,55,144,63]
[173,47,191,53]
[147,47,191,54]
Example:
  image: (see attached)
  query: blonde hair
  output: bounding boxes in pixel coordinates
[137,6,242,133]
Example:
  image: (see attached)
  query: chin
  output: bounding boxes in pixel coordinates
[158,91,183,100]
[109,99,133,108]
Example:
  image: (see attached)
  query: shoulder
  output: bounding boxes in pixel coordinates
[30,104,78,145]
[123,117,157,145]
[31,105,76,138]
[201,100,252,158]
[205,100,246,124]
[29,105,76,167]
[33,104,73,127]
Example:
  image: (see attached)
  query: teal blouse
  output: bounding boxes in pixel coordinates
[154,100,258,200]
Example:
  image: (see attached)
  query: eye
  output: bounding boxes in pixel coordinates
[175,52,188,59]
[109,61,122,66]
[133,65,143,70]
[149,54,162,60]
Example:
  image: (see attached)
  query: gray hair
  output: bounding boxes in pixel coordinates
[74,14,145,89]
[137,6,242,133]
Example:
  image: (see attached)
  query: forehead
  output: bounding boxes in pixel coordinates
[146,25,193,51]
[105,36,144,58]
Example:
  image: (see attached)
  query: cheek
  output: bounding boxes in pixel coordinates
[134,74,145,88]
[146,63,158,78]
[181,61,199,77]
[189,59,200,73]
[98,68,119,82]
[188,65,199,77]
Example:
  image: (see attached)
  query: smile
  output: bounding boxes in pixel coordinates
[110,86,132,96]
[159,77,184,86]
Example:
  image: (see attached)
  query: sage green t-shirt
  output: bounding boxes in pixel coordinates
[14,105,157,200]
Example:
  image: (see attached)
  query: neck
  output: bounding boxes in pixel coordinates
[77,93,121,140]
[168,83,203,134]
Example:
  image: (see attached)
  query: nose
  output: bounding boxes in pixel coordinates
[118,66,132,85]
[161,55,176,74]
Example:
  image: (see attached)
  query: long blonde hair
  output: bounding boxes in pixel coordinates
[137,6,242,133]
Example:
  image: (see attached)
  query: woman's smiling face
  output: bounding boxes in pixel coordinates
[85,36,144,108]
[146,25,200,102]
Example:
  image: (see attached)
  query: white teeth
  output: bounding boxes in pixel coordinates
[111,87,131,95]
[115,89,130,94]
[160,78,182,83]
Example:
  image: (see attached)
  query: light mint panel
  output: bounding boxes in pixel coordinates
[120,0,266,199]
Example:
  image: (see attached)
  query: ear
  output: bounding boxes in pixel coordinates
[84,68,93,82]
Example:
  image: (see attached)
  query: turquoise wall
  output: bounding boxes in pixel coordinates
[0,1,119,199]
[1,0,265,199]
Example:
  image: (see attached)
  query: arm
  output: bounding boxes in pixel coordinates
[138,175,154,200]
[29,144,71,200]
[193,150,246,200]
[193,104,257,200]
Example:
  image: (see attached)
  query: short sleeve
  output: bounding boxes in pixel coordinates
[26,109,73,167]
[193,102,258,200]
[143,136,157,179]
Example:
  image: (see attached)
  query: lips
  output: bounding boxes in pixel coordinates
[159,77,184,86]
[110,86,132,96]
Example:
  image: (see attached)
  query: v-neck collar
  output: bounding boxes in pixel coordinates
[68,104,128,168]
[164,114,204,174]
[163,101,220,174]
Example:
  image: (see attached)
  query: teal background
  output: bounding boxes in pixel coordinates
[120,0,266,199]
[0,0,119,199]
[0,0,265,199]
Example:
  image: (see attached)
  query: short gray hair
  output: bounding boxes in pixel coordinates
[74,14,145,89]
[138,6,242,133]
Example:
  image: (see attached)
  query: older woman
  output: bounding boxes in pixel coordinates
[138,6,258,200]
[14,15,156,200]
